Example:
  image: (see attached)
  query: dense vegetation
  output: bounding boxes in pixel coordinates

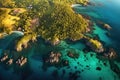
[0,0,91,50]
[37,3,89,43]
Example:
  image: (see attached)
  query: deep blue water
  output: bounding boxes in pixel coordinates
[90,0,120,48]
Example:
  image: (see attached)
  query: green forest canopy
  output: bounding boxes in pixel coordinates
[0,0,90,45]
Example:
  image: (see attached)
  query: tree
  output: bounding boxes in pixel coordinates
[0,0,15,7]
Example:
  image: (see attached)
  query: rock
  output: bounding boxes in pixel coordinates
[82,14,91,20]
[96,67,102,71]
[86,65,89,67]
[104,24,112,30]
[46,37,60,46]
[67,51,79,59]
[87,39,104,53]
[90,53,94,57]
[74,66,77,69]
[16,33,37,51]
[77,62,79,64]
[103,48,117,59]
[17,27,22,31]
[6,59,13,65]
[108,48,117,59]
[86,27,91,32]
[16,46,22,52]
[0,54,8,62]
[52,38,60,46]
[0,33,7,39]
[45,52,61,64]
[61,59,69,66]
[103,62,107,66]
[96,20,112,30]
[16,56,27,66]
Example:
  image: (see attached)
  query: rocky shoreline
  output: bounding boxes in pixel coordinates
[0,0,120,80]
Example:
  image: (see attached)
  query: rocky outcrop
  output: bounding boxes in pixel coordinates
[0,33,7,39]
[87,39,104,53]
[103,24,112,30]
[109,61,120,77]
[0,54,8,62]
[67,51,79,59]
[104,48,117,59]
[96,20,112,30]
[16,56,27,66]
[45,52,61,64]
[6,59,13,65]
[0,53,13,65]
[16,33,37,51]
[0,52,27,66]
[52,38,60,46]
[46,37,60,46]
[106,32,111,37]
[62,60,69,66]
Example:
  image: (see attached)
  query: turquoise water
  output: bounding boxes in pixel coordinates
[74,0,120,50]
[0,0,120,80]
[93,24,112,45]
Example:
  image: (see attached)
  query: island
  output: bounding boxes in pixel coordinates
[0,0,120,80]
[0,0,91,51]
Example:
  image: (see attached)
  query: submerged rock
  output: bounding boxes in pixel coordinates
[6,59,13,65]
[104,48,117,59]
[106,32,111,37]
[109,61,120,77]
[62,60,69,66]
[0,33,7,39]
[96,67,102,71]
[0,53,8,62]
[45,52,61,64]
[16,56,27,66]
[45,37,60,46]
[108,48,117,59]
[67,51,79,59]
[68,71,80,80]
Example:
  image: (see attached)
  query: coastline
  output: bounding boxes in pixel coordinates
[0,0,120,80]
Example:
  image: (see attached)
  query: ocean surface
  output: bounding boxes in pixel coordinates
[74,0,120,51]
[0,0,120,80]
